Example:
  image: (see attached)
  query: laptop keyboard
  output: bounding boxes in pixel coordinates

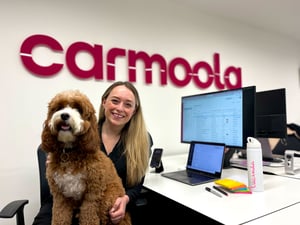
[186,171,213,180]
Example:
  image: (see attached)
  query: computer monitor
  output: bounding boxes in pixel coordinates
[181,86,256,149]
[255,88,287,138]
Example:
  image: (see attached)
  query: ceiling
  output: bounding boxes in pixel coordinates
[181,0,300,43]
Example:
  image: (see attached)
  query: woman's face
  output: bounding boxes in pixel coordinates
[102,85,136,127]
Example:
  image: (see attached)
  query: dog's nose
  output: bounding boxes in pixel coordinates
[61,113,70,121]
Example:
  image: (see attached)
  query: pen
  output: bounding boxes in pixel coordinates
[213,185,228,196]
[205,187,222,198]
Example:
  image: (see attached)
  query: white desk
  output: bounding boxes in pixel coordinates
[244,202,300,225]
[144,154,300,225]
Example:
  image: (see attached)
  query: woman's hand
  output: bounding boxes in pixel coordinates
[109,195,129,224]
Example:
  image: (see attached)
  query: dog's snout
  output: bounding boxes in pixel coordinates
[61,113,70,121]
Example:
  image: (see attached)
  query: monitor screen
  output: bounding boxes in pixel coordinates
[255,88,287,138]
[181,86,256,149]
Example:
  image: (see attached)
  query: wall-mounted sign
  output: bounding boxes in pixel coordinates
[20,34,242,89]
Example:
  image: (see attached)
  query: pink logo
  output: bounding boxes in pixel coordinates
[19,34,242,90]
[249,160,256,188]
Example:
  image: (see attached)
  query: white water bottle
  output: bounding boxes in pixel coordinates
[247,137,264,192]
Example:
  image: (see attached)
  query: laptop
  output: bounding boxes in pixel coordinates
[258,138,284,162]
[237,138,283,163]
[161,141,226,186]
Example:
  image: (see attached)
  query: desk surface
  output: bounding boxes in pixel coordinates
[144,154,300,225]
[244,202,300,225]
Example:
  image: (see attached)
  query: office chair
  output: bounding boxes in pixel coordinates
[0,198,28,225]
[37,145,51,206]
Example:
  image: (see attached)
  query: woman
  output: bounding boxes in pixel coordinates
[32,81,152,225]
[98,81,152,224]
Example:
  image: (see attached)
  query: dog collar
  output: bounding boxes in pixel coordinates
[60,148,74,162]
[63,147,75,153]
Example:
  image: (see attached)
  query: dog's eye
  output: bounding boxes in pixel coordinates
[49,105,62,114]
[77,107,83,114]
[73,103,83,114]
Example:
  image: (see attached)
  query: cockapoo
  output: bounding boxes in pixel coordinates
[41,90,131,225]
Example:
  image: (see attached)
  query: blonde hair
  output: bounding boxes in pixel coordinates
[98,81,150,186]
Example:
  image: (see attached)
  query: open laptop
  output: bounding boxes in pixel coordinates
[237,138,284,163]
[161,141,226,186]
[258,138,284,162]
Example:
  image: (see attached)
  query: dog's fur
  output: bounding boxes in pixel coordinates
[41,90,131,225]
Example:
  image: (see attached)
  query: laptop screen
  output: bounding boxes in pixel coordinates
[186,141,225,175]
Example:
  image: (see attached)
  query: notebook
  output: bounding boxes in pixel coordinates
[161,141,226,186]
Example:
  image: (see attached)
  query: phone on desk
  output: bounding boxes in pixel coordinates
[150,148,163,168]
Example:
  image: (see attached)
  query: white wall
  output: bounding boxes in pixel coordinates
[1,1,299,224]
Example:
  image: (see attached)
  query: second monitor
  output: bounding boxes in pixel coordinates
[255,88,287,139]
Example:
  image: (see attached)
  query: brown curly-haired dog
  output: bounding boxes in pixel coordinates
[41,90,131,225]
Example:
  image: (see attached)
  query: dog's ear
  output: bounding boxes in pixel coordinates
[78,120,91,136]
[41,120,60,153]
[78,114,100,153]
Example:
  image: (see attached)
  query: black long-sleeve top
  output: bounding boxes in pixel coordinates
[99,132,153,207]
[100,140,143,204]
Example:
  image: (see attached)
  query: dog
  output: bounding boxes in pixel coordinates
[41,90,131,225]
